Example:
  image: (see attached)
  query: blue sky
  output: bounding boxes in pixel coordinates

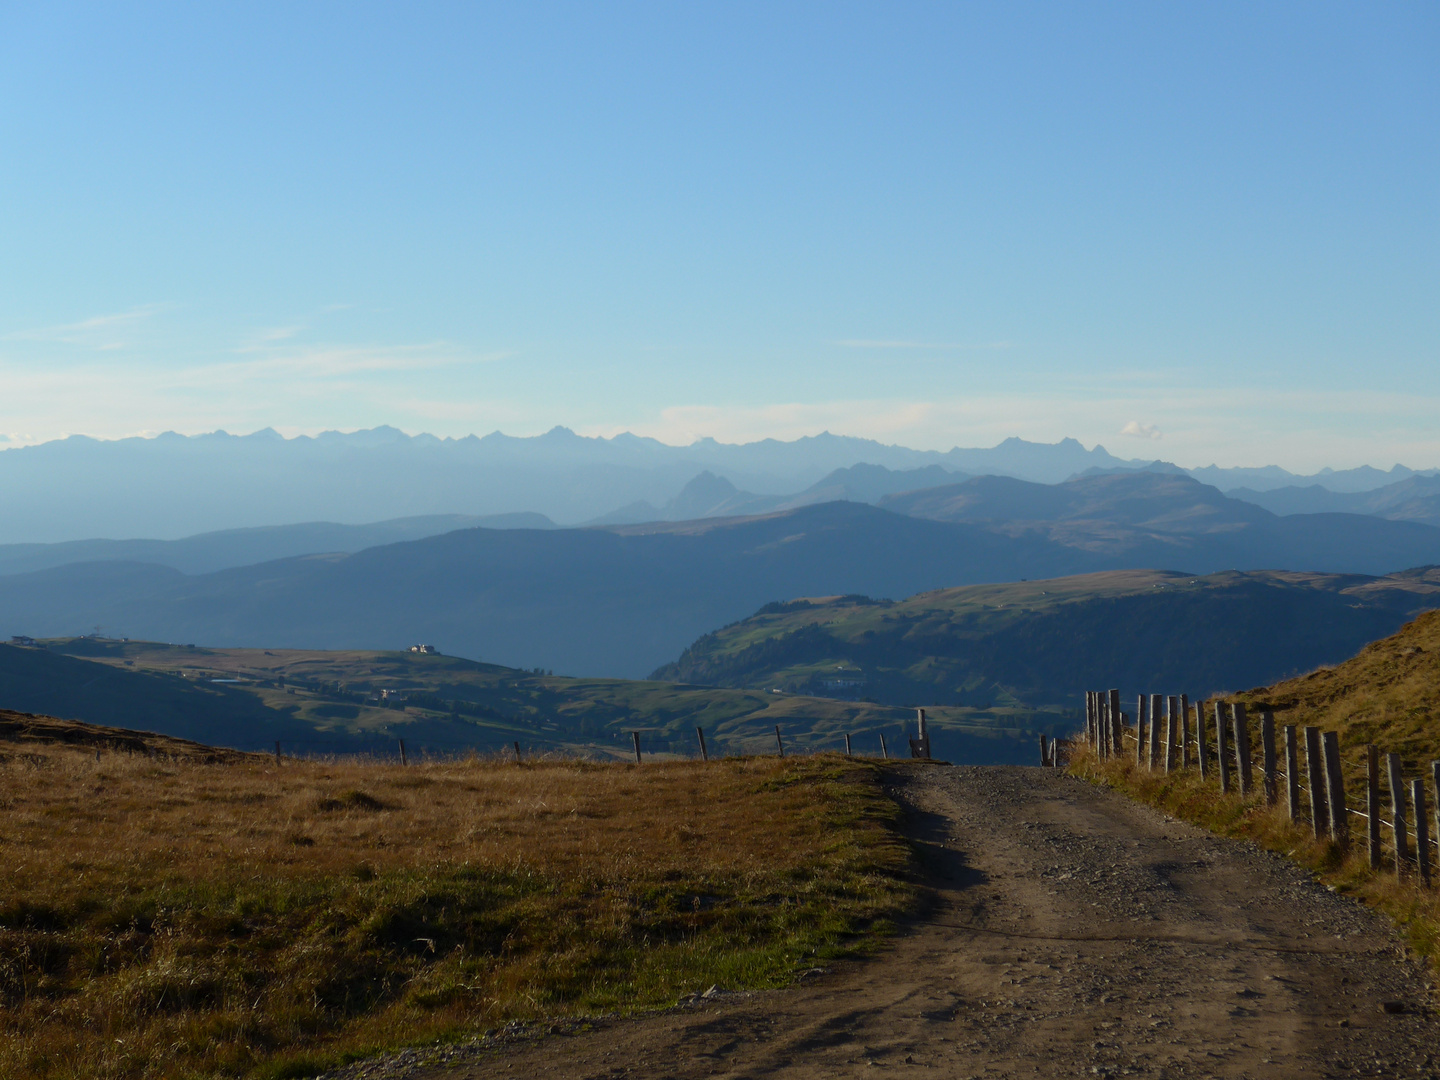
[0,2,1435,470]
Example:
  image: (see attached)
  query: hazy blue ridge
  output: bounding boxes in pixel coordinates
[3,473,1440,679]
[2,425,1434,545]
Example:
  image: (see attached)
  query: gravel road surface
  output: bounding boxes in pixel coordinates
[336,765,1438,1079]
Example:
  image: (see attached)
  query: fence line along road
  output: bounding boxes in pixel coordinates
[1075,687,1440,884]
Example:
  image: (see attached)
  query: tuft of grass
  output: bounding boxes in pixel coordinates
[0,747,915,1079]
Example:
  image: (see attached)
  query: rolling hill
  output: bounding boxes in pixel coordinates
[652,567,1440,714]
[1,637,1043,763]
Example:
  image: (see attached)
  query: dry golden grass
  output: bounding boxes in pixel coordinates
[1235,607,1440,776]
[0,743,913,1080]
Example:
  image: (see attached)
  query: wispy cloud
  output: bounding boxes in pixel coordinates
[198,343,510,383]
[1120,420,1162,440]
[3,304,167,350]
[242,325,306,347]
[833,339,1016,350]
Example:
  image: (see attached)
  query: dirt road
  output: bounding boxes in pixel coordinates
[387,765,1437,1079]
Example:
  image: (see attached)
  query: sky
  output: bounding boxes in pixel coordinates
[0,2,1436,470]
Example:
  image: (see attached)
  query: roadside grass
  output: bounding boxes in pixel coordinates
[1068,609,1440,970]
[1070,746,1440,967]
[0,746,915,1080]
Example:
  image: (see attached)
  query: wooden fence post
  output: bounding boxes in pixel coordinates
[513,740,521,764]
[1195,701,1209,781]
[1180,694,1191,767]
[1304,727,1328,837]
[399,738,408,767]
[1136,694,1148,766]
[697,726,708,761]
[1233,703,1253,797]
[879,733,889,760]
[1215,702,1230,794]
[844,733,852,757]
[913,708,932,760]
[1085,691,1095,746]
[1284,725,1300,822]
[1149,694,1163,771]
[1322,731,1348,846]
[1368,746,1383,869]
[274,740,282,765]
[1260,712,1278,805]
[1413,779,1431,888]
[1039,735,1047,765]
[1164,696,1178,774]
[1108,688,1122,758]
[774,726,784,757]
[631,731,642,764]
[1387,752,1410,879]
[1432,761,1440,876]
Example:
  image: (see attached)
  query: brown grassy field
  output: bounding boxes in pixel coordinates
[0,737,914,1080]
[1070,609,1440,970]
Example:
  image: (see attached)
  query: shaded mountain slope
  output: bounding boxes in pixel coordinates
[586,464,968,525]
[879,472,1440,568]
[653,568,1440,713]
[0,504,1100,677]
[1229,474,1440,527]
[883,471,1277,532]
[0,512,555,577]
[4,494,1440,680]
[0,643,309,747]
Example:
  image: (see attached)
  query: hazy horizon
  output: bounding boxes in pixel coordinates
[1,423,1434,477]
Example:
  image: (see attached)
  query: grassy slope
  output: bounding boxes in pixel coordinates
[0,740,917,1080]
[652,568,1440,714]
[1072,607,1440,970]
[8,638,1029,761]
[1235,607,1440,774]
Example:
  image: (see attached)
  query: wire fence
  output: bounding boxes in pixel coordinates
[1068,688,1439,885]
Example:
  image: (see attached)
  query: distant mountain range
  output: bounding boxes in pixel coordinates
[1,425,1434,544]
[3,472,1440,677]
[1227,474,1440,527]
[586,464,965,525]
